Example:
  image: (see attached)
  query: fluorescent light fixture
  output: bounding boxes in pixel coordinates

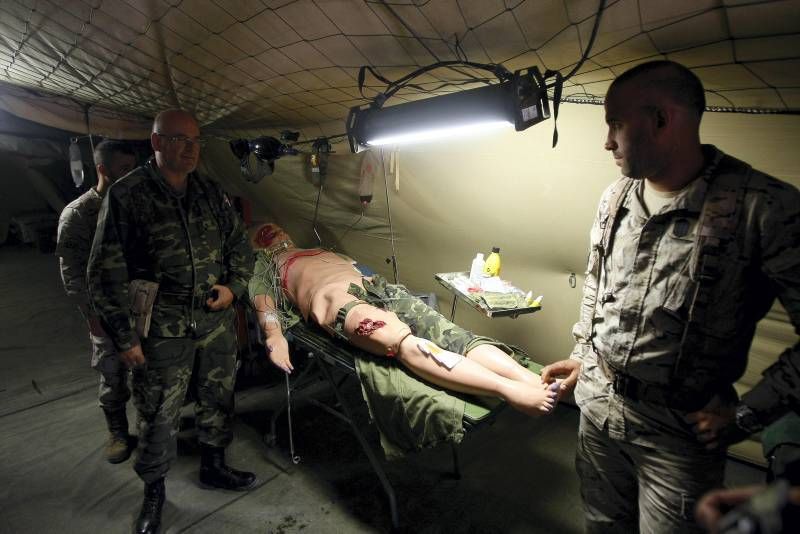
[346,66,550,153]
[367,120,512,146]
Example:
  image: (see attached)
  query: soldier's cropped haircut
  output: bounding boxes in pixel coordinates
[610,60,706,118]
[152,109,196,133]
[93,139,135,168]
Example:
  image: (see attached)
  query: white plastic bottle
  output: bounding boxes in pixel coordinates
[469,253,485,283]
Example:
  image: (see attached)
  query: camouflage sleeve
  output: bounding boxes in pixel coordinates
[56,205,91,313]
[87,190,138,352]
[221,193,254,300]
[248,250,276,302]
[570,185,612,362]
[741,179,800,424]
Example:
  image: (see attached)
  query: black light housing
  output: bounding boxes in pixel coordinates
[346,66,550,153]
[229,136,299,183]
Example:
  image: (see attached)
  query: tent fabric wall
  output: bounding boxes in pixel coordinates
[0,82,151,139]
[0,109,111,246]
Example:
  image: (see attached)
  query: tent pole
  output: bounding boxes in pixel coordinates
[380,149,399,284]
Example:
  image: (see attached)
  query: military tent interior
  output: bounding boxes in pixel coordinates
[1,0,798,532]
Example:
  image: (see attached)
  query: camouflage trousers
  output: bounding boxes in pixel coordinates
[346,275,479,354]
[89,333,131,411]
[131,320,237,483]
[576,413,725,534]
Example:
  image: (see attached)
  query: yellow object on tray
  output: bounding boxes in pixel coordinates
[483,247,501,277]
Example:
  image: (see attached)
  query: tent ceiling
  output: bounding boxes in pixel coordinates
[0,0,798,140]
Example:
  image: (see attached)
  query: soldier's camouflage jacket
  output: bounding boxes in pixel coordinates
[88,159,253,352]
[56,187,104,316]
[571,145,800,450]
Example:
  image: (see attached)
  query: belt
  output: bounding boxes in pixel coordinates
[597,355,711,412]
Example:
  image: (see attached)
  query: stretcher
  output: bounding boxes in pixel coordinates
[263,319,543,529]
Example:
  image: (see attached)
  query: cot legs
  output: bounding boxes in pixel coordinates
[266,347,401,530]
[450,443,462,480]
[317,353,401,530]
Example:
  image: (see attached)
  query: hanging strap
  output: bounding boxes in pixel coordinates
[544,69,563,148]
[674,155,752,390]
[598,178,636,266]
[586,177,636,329]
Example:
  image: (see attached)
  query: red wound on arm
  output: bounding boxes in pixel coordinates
[355,318,386,336]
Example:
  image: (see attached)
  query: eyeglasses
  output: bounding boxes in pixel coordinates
[156,133,207,147]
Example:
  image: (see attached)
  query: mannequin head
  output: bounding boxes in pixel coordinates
[251,223,295,251]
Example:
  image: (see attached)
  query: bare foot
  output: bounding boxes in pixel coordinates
[502,380,557,416]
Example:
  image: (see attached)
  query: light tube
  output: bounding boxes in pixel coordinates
[367,120,512,146]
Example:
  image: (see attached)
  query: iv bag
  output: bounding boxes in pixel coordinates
[359,150,379,208]
[69,140,84,188]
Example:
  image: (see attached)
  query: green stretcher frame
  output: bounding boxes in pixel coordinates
[265,320,542,530]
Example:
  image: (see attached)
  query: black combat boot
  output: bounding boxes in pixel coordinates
[102,408,134,464]
[199,444,256,490]
[133,478,165,534]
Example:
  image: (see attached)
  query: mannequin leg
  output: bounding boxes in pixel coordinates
[340,304,555,416]
[465,343,542,386]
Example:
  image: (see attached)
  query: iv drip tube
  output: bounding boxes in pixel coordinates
[380,149,399,283]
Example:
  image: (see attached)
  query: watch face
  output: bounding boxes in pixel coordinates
[736,405,763,434]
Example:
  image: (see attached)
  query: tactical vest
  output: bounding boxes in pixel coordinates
[591,153,753,391]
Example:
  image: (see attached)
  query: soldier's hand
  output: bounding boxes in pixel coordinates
[266,334,293,374]
[686,395,745,450]
[206,284,234,311]
[121,344,146,367]
[540,359,581,399]
[695,485,763,533]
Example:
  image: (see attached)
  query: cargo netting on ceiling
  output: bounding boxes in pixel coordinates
[0,0,798,140]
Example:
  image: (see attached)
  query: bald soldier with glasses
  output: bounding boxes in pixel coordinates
[88,109,255,534]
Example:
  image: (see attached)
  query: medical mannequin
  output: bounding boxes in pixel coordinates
[249,223,561,417]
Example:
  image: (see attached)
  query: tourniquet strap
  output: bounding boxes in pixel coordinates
[331,299,368,340]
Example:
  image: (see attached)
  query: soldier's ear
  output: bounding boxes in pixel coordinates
[96,163,107,180]
[150,132,161,151]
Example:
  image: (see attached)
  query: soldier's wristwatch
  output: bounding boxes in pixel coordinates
[734,403,764,435]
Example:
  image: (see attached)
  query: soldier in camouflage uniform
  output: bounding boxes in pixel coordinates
[87,110,255,534]
[540,61,800,533]
[247,223,557,416]
[56,140,137,463]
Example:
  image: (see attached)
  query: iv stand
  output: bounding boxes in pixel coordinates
[380,149,399,284]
